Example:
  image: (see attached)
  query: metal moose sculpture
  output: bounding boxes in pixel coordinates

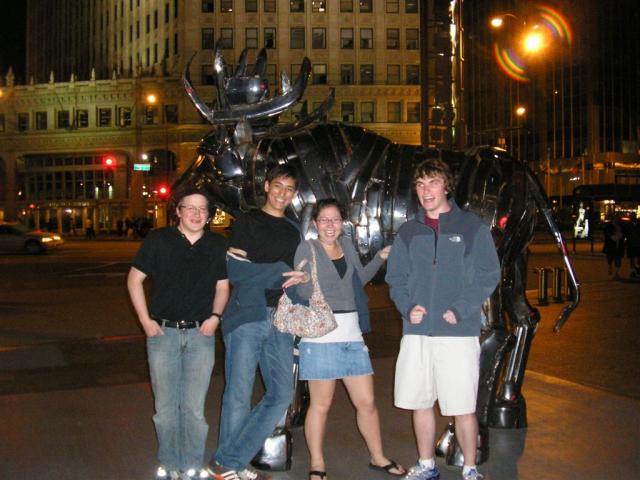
[176,47,580,469]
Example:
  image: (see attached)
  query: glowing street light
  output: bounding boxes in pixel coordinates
[523,29,545,54]
[145,93,158,104]
[490,13,519,28]
[515,106,527,116]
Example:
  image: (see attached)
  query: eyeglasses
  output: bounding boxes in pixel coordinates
[316,218,343,225]
[179,205,208,215]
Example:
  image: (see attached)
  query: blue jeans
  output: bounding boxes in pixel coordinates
[147,326,215,471]
[213,310,294,470]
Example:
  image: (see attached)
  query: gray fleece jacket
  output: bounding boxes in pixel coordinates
[294,237,384,312]
[385,200,500,337]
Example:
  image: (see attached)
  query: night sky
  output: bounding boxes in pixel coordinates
[0,3,27,82]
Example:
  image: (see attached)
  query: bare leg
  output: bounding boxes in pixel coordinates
[454,413,478,466]
[342,375,403,474]
[413,408,437,460]
[305,380,337,476]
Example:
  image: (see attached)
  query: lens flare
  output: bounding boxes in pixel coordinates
[493,43,530,82]
[536,4,572,46]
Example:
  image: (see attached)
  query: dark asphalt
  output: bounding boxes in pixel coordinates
[0,235,639,479]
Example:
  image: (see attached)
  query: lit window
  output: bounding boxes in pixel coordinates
[312,1,326,13]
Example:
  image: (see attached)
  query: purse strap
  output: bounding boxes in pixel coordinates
[308,241,321,291]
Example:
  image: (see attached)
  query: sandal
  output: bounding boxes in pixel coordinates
[309,470,327,480]
[368,460,406,477]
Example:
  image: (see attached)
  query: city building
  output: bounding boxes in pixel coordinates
[0,0,422,231]
[463,0,639,221]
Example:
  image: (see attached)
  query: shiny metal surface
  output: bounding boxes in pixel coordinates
[177,51,581,469]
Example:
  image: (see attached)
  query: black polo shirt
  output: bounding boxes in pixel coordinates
[133,227,227,323]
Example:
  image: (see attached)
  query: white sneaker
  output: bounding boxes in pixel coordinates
[462,467,484,480]
[183,468,209,479]
[238,467,270,480]
[155,466,181,480]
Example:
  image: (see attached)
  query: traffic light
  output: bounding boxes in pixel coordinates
[158,184,169,199]
[103,155,116,168]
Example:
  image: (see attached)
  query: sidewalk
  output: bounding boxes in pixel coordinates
[1,355,637,480]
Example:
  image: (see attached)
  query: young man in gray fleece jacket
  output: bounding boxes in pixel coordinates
[385,158,500,480]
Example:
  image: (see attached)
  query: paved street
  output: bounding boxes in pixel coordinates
[1,234,639,479]
[1,235,638,397]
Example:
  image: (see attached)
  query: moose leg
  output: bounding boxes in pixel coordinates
[489,252,540,429]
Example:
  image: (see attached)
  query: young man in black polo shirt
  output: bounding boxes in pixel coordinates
[209,164,307,480]
[128,189,230,480]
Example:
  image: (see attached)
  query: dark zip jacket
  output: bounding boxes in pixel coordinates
[385,200,500,337]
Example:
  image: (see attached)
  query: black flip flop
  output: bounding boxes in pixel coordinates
[368,460,406,477]
[309,470,327,479]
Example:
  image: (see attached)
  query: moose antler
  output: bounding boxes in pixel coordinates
[183,46,311,125]
[255,88,336,138]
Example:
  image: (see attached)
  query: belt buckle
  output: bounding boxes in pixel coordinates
[177,320,188,329]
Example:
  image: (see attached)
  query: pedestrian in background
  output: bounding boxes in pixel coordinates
[603,218,625,279]
[386,158,500,480]
[85,218,96,239]
[292,198,406,480]
[128,187,229,480]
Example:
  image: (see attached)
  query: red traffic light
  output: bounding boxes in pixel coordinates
[158,185,169,197]
[103,156,116,167]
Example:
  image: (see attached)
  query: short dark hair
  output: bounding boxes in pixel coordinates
[266,163,300,188]
[312,198,346,221]
[412,158,455,194]
[169,186,215,222]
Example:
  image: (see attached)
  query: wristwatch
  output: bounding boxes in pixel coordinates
[210,312,222,319]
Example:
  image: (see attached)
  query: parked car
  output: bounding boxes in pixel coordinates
[0,223,64,254]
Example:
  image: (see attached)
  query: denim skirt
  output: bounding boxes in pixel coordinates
[299,341,373,380]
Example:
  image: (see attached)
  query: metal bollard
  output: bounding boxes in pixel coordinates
[536,267,548,306]
[564,267,575,301]
[552,267,563,303]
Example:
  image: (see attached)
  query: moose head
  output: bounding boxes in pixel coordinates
[174,44,334,217]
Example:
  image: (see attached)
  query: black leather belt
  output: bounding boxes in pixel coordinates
[156,319,199,329]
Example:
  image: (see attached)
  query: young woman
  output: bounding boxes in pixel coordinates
[292,198,406,480]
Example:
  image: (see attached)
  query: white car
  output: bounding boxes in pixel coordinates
[0,223,64,254]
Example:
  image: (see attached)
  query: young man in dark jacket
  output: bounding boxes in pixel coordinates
[386,159,500,480]
[208,164,307,480]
